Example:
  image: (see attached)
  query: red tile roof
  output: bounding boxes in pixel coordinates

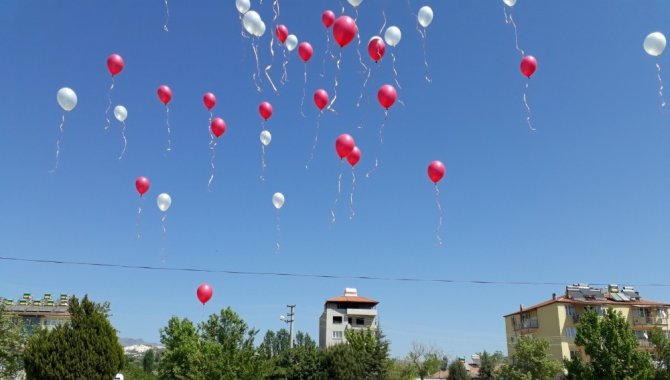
[326,295,379,305]
[504,295,670,317]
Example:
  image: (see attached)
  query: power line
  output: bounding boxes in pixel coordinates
[1,255,670,288]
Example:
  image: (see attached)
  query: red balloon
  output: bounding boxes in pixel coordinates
[322,10,335,28]
[347,146,361,167]
[203,92,216,110]
[276,24,288,43]
[333,16,357,48]
[210,117,226,138]
[135,176,150,196]
[520,55,537,78]
[314,89,329,110]
[367,37,386,62]
[298,42,313,62]
[427,161,446,184]
[196,283,213,305]
[157,85,172,105]
[107,53,124,76]
[377,84,397,110]
[259,101,273,121]
[335,134,355,159]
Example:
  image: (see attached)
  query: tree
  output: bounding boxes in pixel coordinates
[406,342,443,380]
[142,349,156,374]
[498,336,563,380]
[565,308,654,380]
[387,359,417,380]
[0,304,26,379]
[447,360,471,380]
[649,327,670,379]
[478,350,505,380]
[158,317,202,379]
[344,328,390,379]
[23,295,125,380]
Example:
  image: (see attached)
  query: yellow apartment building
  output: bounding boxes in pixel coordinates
[504,284,670,361]
[2,292,71,332]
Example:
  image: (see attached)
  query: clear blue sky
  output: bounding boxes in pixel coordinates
[1,0,670,360]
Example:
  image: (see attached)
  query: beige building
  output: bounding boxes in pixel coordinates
[504,284,670,361]
[319,288,378,348]
[2,292,71,332]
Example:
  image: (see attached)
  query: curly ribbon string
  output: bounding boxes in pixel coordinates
[264,0,280,95]
[417,25,431,83]
[208,136,217,191]
[252,39,263,93]
[349,169,356,220]
[328,50,342,111]
[357,58,378,108]
[281,48,289,84]
[365,110,388,178]
[503,5,524,57]
[353,8,368,74]
[163,0,170,32]
[379,9,387,35]
[165,105,172,152]
[300,63,308,118]
[523,81,535,131]
[331,165,344,224]
[239,13,250,40]
[136,197,144,240]
[391,50,401,89]
[104,77,114,130]
[321,29,334,78]
[305,111,322,169]
[275,210,281,254]
[260,135,267,181]
[160,214,168,262]
[657,62,667,108]
[51,114,65,173]
[118,121,127,160]
[434,184,443,246]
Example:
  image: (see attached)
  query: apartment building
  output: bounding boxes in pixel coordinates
[2,292,71,332]
[319,288,378,348]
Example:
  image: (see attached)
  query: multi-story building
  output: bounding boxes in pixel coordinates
[319,288,378,348]
[2,292,71,332]
[504,284,670,361]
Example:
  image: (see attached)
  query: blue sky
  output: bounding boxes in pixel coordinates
[2,0,670,359]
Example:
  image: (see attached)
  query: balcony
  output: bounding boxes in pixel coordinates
[633,317,668,326]
[513,318,539,331]
[346,308,377,317]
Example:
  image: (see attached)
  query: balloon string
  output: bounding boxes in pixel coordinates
[321,31,334,78]
[391,50,402,89]
[160,213,168,262]
[208,137,216,191]
[163,0,169,32]
[331,167,343,224]
[379,9,387,35]
[51,114,65,173]
[252,39,263,93]
[523,81,535,131]
[656,62,667,108]
[305,112,321,169]
[328,50,342,111]
[165,105,172,152]
[281,47,289,84]
[418,26,432,83]
[300,63,307,118]
[365,111,387,179]
[136,199,143,240]
[260,144,267,181]
[504,6,524,56]
[434,184,443,246]
[354,8,368,74]
[356,65,372,108]
[340,1,345,15]
[104,78,114,130]
[239,13,250,39]
[349,169,356,220]
[118,121,127,160]
[264,21,279,95]
[275,210,281,254]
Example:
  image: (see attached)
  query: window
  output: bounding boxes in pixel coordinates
[566,305,576,317]
[510,336,516,343]
[348,317,352,324]
[564,327,577,338]
[332,316,342,324]
[570,350,580,360]
[332,331,343,340]
[356,318,365,326]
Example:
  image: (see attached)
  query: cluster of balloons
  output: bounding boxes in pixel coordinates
[134,176,172,213]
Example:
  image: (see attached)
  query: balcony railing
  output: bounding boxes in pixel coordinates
[633,317,668,326]
[514,319,539,330]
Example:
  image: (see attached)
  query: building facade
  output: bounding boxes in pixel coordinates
[2,292,71,332]
[504,284,670,361]
[319,288,378,348]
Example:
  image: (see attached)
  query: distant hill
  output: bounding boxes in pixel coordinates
[119,337,164,359]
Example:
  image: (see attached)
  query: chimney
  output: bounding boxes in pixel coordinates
[519,304,523,312]
[552,293,556,300]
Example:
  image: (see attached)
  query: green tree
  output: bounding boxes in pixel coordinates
[387,359,417,380]
[158,317,202,379]
[344,328,390,379]
[447,360,471,380]
[122,357,159,380]
[407,342,443,380]
[143,349,156,374]
[565,308,654,380]
[321,342,364,380]
[478,350,505,380]
[23,295,125,380]
[0,304,26,379]
[649,327,670,379]
[498,336,562,380]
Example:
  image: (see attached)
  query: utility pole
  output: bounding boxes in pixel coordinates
[287,304,295,349]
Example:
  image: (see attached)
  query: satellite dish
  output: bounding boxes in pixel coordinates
[114,374,124,380]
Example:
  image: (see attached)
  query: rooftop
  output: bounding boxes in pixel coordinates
[325,288,379,306]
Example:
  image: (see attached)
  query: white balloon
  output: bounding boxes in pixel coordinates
[256,20,266,37]
[418,6,433,28]
[347,0,363,7]
[56,87,77,112]
[644,32,666,57]
[384,26,402,47]
[503,0,517,6]
[235,0,250,14]
[285,35,298,52]
[272,192,285,209]
[113,105,127,122]
[260,130,272,146]
[242,11,263,36]
[157,193,172,212]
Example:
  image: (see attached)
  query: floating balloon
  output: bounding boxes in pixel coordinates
[368,36,386,62]
[272,192,285,209]
[427,161,446,184]
[347,0,363,7]
[210,117,226,138]
[135,177,150,196]
[260,130,272,146]
[347,146,361,219]
[243,11,265,37]
[276,24,288,44]
[322,10,335,28]
[285,35,298,51]
[384,26,402,47]
[520,55,537,78]
[298,42,313,62]
[377,84,397,110]
[503,0,516,6]
[57,87,77,111]
[203,92,216,110]
[418,6,434,28]
[259,101,273,121]
[235,0,250,14]
[333,16,357,48]
[113,105,127,122]
[644,32,667,57]
[157,85,172,105]
[196,283,213,305]
[347,146,361,167]
[314,89,329,110]
[335,134,355,159]
[157,193,172,212]
[107,54,124,76]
